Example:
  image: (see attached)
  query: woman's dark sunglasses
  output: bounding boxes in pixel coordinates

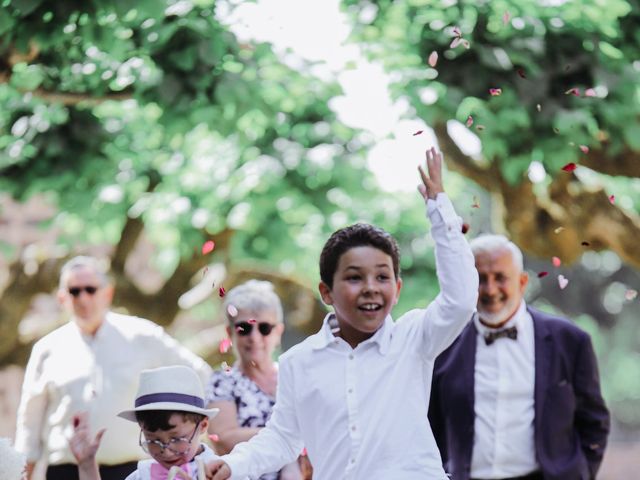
[68,286,99,297]
[234,321,276,336]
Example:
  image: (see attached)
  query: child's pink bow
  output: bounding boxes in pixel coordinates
[150,462,192,480]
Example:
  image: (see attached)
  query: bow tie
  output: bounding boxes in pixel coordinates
[484,326,518,345]
[150,462,192,480]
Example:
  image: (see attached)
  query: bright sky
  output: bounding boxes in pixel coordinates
[218,0,481,192]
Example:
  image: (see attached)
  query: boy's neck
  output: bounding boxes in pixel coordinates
[336,322,377,349]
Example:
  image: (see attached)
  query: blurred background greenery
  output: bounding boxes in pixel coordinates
[1,0,639,474]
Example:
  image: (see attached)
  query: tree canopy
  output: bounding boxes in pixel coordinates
[343,0,640,267]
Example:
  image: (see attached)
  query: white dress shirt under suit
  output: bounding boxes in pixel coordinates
[15,312,212,466]
[471,301,539,478]
[221,193,479,480]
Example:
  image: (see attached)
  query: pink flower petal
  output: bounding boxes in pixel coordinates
[625,289,638,301]
[218,338,232,354]
[219,286,226,297]
[428,51,438,67]
[209,434,220,442]
[608,195,615,204]
[466,115,474,127]
[489,88,502,96]
[552,256,561,267]
[561,162,577,172]
[450,37,462,49]
[558,274,569,290]
[565,87,581,97]
[584,88,597,97]
[201,240,215,255]
[413,130,424,136]
[461,39,471,49]
[248,318,257,324]
[503,11,511,25]
[227,304,238,317]
[452,26,462,37]
[579,145,589,154]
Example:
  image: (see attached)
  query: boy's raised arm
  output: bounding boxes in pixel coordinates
[69,412,105,480]
[417,147,478,358]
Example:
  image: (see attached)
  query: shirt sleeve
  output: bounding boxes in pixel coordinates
[222,357,303,479]
[142,320,213,386]
[205,370,236,404]
[14,340,49,461]
[420,193,478,359]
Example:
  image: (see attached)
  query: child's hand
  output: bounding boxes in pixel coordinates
[204,460,231,480]
[69,412,105,466]
[417,147,444,200]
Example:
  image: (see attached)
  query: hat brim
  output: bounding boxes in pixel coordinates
[118,402,219,422]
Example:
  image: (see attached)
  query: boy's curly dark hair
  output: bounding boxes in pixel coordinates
[135,410,206,432]
[319,223,400,288]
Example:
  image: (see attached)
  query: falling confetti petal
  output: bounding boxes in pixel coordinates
[565,87,581,96]
[579,145,589,154]
[428,51,438,67]
[584,88,597,97]
[558,274,569,290]
[452,26,462,37]
[218,338,232,354]
[248,318,257,324]
[489,88,502,96]
[552,256,561,267]
[209,434,220,443]
[561,162,577,172]
[503,11,511,25]
[554,227,565,234]
[538,271,549,278]
[536,104,542,112]
[608,195,615,204]
[219,286,226,297]
[516,68,526,78]
[461,39,471,49]
[450,37,462,49]
[201,240,215,255]
[461,223,470,234]
[227,304,238,317]
[413,130,424,136]
[466,115,474,127]
[625,289,638,301]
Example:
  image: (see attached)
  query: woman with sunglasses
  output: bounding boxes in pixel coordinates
[205,280,306,480]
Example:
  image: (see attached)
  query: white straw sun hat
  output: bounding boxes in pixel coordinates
[118,365,219,422]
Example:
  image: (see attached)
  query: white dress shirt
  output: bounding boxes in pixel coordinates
[222,193,479,480]
[15,312,212,465]
[471,301,539,478]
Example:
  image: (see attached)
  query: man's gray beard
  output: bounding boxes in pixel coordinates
[478,308,509,326]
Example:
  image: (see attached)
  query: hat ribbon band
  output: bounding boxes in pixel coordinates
[135,392,204,408]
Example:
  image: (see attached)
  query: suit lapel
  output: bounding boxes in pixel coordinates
[458,322,478,463]
[531,308,552,435]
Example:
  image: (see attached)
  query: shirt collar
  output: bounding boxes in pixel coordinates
[474,300,526,336]
[310,313,393,355]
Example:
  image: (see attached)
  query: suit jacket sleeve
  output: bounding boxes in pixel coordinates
[573,333,610,478]
[428,366,448,467]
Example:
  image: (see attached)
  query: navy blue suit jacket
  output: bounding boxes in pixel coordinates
[428,307,610,480]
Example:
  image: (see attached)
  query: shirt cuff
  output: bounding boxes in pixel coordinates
[426,192,463,233]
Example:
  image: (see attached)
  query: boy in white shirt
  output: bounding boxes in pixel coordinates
[206,148,478,480]
[71,366,220,480]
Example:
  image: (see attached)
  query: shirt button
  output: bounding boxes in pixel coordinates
[351,425,357,431]
[348,388,353,394]
[350,458,356,464]
[349,354,354,360]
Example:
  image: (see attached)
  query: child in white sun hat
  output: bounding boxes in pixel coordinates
[70,365,221,480]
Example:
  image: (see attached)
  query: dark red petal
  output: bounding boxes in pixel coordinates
[413,130,424,136]
[537,271,549,278]
[561,162,577,172]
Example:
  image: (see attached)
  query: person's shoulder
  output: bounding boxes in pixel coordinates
[107,312,162,335]
[32,321,76,349]
[529,306,590,340]
[279,332,324,363]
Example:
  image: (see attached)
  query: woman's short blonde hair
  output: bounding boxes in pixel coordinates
[222,280,284,325]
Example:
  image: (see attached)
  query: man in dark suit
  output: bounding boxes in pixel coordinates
[429,234,609,480]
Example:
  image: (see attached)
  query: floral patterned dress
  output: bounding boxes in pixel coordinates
[205,366,279,480]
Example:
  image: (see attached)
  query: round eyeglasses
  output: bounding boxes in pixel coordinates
[139,420,200,456]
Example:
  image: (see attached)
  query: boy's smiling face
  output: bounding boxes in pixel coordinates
[319,246,402,347]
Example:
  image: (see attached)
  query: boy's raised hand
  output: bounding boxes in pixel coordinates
[417,147,444,200]
[69,412,105,464]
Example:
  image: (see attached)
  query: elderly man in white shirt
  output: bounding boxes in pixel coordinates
[14,256,212,480]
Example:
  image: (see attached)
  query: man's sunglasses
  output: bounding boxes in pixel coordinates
[234,321,276,336]
[68,286,99,297]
